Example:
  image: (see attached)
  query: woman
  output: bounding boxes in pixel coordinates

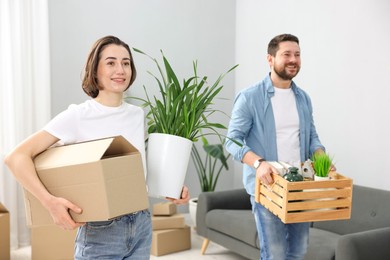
[4,35,189,259]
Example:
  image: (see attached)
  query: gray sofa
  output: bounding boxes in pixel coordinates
[196,185,390,260]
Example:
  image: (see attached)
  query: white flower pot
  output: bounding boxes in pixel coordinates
[146,133,193,199]
[314,175,330,181]
[189,197,198,227]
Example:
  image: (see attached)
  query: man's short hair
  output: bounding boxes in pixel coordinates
[267,34,299,56]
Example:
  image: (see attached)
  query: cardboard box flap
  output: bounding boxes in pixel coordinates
[0,203,8,213]
[34,135,138,171]
[102,135,139,158]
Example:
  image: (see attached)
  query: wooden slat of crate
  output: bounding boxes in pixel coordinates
[255,171,353,223]
[284,208,351,223]
[258,182,285,219]
[286,198,352,211]
[288,188,351,201]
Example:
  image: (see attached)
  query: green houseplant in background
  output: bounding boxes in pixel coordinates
[191,136,231,192]
[311,152,333,180]
[189,136,230,226]
[130,48,238,199]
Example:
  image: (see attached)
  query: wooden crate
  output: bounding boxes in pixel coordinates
[255,171,353,223]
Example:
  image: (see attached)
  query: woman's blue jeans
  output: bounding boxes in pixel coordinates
[74,209,152,259]
[251,196,309,260]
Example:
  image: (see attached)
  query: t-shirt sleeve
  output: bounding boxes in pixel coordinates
[43,104,79,144]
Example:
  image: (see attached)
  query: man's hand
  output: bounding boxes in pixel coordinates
[44,196,85,230]
[256,162,278,186]
[166,185,190,205]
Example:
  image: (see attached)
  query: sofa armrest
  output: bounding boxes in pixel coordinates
[336,227,390,260]
[196,188,251,237]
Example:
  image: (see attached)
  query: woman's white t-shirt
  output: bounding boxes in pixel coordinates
[43,99,147,175]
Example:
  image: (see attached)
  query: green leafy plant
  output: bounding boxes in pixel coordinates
[129,48,238,142]
[311,153,333,177]
[191,136,230,192]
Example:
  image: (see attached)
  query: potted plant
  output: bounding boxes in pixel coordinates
[189,136,230,226]
[311,152,333,180]
[131,48,238,199]
[310,152,336,210]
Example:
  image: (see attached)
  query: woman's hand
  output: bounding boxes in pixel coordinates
[44,195,85,230]
[166,185,190,205]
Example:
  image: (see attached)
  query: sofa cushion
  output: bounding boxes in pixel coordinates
[336,227,390,260]
[304,228,340,260]
[206,209,259,248]
[313,185,390,235]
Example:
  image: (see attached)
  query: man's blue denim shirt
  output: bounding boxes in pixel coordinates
[225,74,325,196]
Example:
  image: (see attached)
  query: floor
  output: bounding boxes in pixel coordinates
[150,227,248,260]
[11,215,249,260]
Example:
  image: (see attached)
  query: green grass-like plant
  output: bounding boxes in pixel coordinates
[311,152,333,177]
[130,48,238,142]
[191,136,230,192]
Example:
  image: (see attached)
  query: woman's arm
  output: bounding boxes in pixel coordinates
[4,130,84,230]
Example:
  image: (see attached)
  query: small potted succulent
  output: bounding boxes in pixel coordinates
[310,152,336,210]
[311,152,333,180]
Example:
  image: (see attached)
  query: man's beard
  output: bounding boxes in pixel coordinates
[274,63,300,80]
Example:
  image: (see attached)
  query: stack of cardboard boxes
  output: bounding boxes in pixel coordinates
[151,202,191,256]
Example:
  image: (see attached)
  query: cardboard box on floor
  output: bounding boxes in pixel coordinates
[24,135,149,227]
[152,214,186,230]
[151,226,191,256]
[31,225,77,260]
[0,202,10,260]
[152,202,177,216]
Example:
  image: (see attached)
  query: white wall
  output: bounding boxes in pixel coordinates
[48,0,390,194]
[48,0,238,199]
[236,0,390,191]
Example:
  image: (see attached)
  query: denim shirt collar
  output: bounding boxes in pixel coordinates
[264,73,298,111]
[265,73,298,94]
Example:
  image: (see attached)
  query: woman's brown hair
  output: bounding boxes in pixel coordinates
[82,35,137,98]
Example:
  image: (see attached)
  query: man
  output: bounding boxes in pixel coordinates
[225,34,326,259]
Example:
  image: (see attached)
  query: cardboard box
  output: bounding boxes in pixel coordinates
[0,202,10,260]
[255,171,353,223]
[152,214,185,230]
[151,226,191,256]
[31,225,77,260]
[152,202,177,216]
[24,135,149,226]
